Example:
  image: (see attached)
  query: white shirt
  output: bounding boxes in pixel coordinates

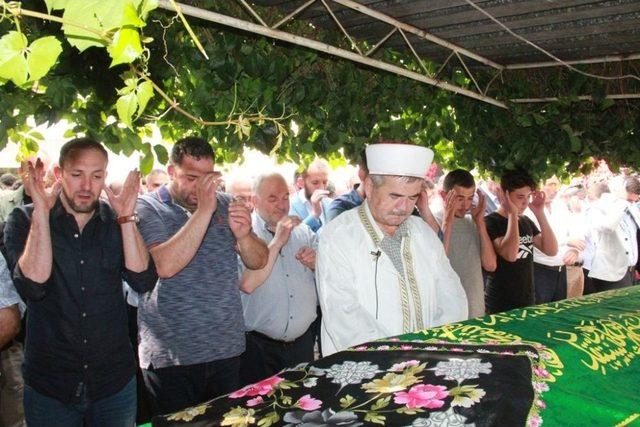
[525,201,573,266]
[240,213,318,341]
[316,202,467,356]
[588,193,640,281]
[0,255,25,316]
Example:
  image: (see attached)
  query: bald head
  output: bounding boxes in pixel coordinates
[146,169,169,193]
[229,177,254,209]
[253,173,290,226]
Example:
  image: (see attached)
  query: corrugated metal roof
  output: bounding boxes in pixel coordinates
[252,0,640,66]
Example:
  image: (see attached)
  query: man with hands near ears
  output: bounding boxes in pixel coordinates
[437,169,497,319]
[484,169,558,314]
[4,138,157,427]
[134,137,268,416]
[239,173,318,385]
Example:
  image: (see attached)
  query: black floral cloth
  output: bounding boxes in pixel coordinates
[152,341,547,427]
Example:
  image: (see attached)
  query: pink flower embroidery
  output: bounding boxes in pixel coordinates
[533,382,549,393]
[389,338,400,342]
[534,367,550,378]
[229,376,284,398]
[529,414,543,427]
[295,394,322,411]
[393,384,449,409]
[400,345,413,350]
[354,346,368,351]
[377,345,390,350]
[535,399,547,409]
[246,396,263,407]
[389,360,420,372]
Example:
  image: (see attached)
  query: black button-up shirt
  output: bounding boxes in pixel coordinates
[4,199,157,403]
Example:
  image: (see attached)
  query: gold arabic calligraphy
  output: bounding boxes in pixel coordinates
[550,314,640,375]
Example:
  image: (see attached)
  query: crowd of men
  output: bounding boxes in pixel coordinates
[0,137,639,426]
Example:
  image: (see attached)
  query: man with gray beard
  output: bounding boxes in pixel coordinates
[316,143,467,355]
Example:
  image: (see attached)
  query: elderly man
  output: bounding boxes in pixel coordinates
[317,143,467,356]
[239,173,317,384]
[228,177,255,210]
[144,169,169,193]
[4,138,157,426]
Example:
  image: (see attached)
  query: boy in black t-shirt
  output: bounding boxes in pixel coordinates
[484,169,558,313]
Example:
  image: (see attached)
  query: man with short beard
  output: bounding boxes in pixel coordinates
[135,137,268,415]
[4,137,158,426]
[289,159,332,232]
[317,143,467,355]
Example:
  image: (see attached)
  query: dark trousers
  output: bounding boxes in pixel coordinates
[312,305,322,356]
[126,304,152,424]
[142,356,241,417]
[583,268,596,295]
[24,377,136,427]
[241,326,315,386]
[591,267,635,293]
[533,263,568,304]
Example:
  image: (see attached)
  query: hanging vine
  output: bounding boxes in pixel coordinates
[0,0,638,178]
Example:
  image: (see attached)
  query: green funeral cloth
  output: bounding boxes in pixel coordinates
[400,286,640,426]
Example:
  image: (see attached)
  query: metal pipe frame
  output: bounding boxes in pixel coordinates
[158,0,508,108]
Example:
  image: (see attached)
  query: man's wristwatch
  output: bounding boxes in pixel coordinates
[117,213,140,224]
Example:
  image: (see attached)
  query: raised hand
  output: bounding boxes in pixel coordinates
[471,189,486,222]
[196,173,219,214]
[562,249,579,266]
[273,215,301,248]
[443,189,458,221]
[104,169,140,217]
[415,183,431,216]
[498,188,518,216]
[295,246,316,270]
[310,189,330,217]
[228,200,253,240]
[529,190,546,215]
[21,159,60,212]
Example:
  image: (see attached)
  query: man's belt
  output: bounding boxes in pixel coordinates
[248,330,298,346]
[534,263,566,272]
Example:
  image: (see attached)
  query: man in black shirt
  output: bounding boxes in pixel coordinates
[4,138,157,426]
[484,169,557,314]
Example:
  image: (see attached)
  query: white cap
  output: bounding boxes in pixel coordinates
[366,143,434,178]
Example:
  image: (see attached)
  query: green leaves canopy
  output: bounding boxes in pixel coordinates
[0,31,61,86]
[1,0,638,179]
